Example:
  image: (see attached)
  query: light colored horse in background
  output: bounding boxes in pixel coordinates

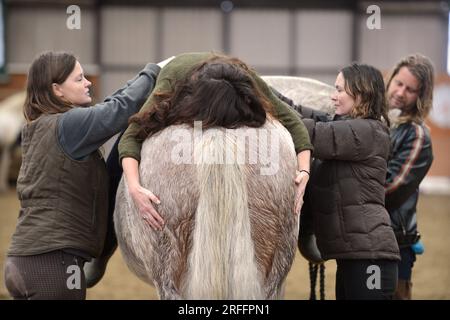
[0,91,26,193]
[262,76,335,116]
[114,77,334,300]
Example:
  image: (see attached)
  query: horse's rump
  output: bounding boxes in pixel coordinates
[114,119,298,299]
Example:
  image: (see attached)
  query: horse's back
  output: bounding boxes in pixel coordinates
[262,76,335,115]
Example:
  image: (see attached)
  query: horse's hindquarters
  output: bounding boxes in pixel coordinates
[115,121,298,299]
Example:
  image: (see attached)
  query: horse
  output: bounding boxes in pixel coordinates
[261,76,335,116]
[114,76,334,300]
[0,91,26,193]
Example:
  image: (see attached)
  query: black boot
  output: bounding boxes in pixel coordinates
[84,216,118,288]
[394,279,412,300]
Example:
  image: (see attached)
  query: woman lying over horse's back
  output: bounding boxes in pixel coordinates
[114,56,299,299]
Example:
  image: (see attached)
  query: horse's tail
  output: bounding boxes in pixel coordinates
[184,133,263,299]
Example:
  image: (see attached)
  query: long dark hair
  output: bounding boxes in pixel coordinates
[341,63,390,127]
[23,51,77,122]
[130,55,273,139]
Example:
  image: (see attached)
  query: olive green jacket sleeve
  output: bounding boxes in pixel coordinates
[250,73,313,154]
[118,52,313,163]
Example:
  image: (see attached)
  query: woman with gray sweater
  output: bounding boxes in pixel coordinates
[4,51,164,299]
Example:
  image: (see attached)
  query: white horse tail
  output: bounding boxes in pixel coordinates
[184,132,263,299]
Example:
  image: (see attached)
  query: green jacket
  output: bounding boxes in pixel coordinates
[118,52,313,163]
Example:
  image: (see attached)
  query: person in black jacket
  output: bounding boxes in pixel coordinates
[384,54,434,299]
[277,63,400,299]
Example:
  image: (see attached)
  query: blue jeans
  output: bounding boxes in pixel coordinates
[398,247,416,280]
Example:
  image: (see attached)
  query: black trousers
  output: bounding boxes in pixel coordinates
[398,247,416,280]
[335,259,398,300]
[101,133,124,259]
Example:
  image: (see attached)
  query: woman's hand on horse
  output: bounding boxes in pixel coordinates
[129,185,165,230]
[294,170,310,214]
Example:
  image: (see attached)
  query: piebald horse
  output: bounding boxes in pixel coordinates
[114,76,334,300]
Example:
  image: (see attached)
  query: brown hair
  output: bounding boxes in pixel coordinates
[23,51,77,122]
[341,63,390,127]
[385,53,434,124]
[130,55,273,139]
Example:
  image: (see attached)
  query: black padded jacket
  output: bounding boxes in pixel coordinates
[385,122,433,247]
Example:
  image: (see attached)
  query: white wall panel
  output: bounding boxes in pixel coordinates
[7,7,95,65]
[230,9,290,69]
[359,15,447,72]
[101,7,158,65]
[100,70,137,100]
[296,10,353,69]
[161,8,222,58]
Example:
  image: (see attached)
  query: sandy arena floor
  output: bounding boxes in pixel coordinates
[1,189,449,300]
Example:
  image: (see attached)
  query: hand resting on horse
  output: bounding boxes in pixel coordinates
[294,150,311,214]
[122,157,164,230]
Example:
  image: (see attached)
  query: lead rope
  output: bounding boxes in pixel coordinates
[308,262,326,300]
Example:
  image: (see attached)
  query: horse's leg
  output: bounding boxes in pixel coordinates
[264,257,294,299]
[235,120,298,300]
[267,280,286,300]
[114,222,184,300]
[262,216,298,299]
[150,229,189,300]
[114,214,184,299]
